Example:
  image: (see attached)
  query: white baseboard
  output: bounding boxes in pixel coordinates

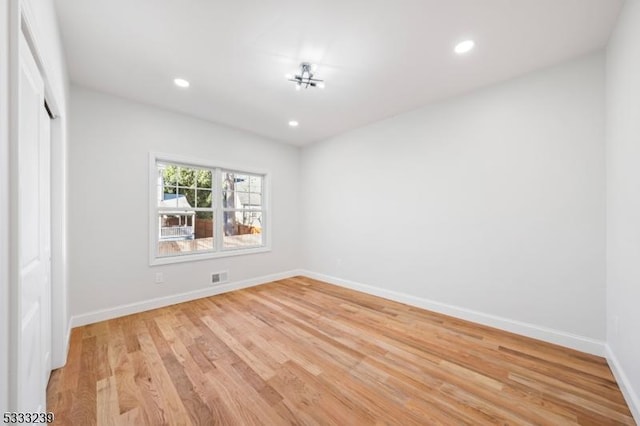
[605,344,640,423]
[70,270,303,328]
[51,320,71,370]
[300,270,606,356]
[63,319,71,364]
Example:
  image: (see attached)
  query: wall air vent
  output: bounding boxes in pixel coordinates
[211,271,229,285]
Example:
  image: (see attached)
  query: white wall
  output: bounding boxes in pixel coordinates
[301,53,606,346]
[606,0,640,419]
[68,86,301,318]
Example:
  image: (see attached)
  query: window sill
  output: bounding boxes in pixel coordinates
[150,245,271,266]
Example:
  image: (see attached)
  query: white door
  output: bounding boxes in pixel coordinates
[17,31,52,412]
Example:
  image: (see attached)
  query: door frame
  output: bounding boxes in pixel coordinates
[1,0,11,413]
[7,0,67,410]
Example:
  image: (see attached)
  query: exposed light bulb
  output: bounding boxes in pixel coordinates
[288,120,299,127]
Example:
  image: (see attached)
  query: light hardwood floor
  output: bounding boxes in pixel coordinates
[47,277,635,425]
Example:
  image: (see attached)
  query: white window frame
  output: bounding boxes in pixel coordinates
[149,152,270,266]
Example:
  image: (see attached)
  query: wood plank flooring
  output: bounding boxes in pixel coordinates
[47,277,635,425]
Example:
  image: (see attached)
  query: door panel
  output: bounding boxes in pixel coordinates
[18,41,40,267]
[17,31,51,412]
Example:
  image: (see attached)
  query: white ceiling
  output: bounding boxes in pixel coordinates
[54,0,623,145]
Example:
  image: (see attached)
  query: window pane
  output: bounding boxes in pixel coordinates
[234,174,250,193]
[241,210,262,228]
[222,172,234,191]
[194,210,214,240]
[222,191,235,209]
[158,211,213,256]
[223,211,263,249]
[160,163,178,185]
[178,167,197,187]
[248,175,262,193]
[158,185,176,208]
[178,187,196,208]
[196,189,212,208]
[221,172,262,208]
[158,163,214,208]
[236,192,249,208]
[249,193,262,206]
[196,169,212,189]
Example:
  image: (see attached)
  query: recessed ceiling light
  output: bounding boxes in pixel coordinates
[174,78,190,88]
[288,120,299,127]
[454,40,475,55]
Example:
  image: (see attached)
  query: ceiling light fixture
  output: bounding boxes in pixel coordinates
[288,120,299,127]
[174,78,190,88]
[454,40,475,55]
[287,62,324,90]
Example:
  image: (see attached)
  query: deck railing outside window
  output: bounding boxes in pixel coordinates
[160,226,194,240]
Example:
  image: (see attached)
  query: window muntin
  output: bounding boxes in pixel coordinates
[152,156,267,264]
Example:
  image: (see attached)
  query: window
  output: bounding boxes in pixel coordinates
[150,153,268,265]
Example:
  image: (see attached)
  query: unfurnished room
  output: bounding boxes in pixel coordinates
[1,0,639,424]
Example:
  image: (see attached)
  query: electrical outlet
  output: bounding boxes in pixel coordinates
[155,272,164,284]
